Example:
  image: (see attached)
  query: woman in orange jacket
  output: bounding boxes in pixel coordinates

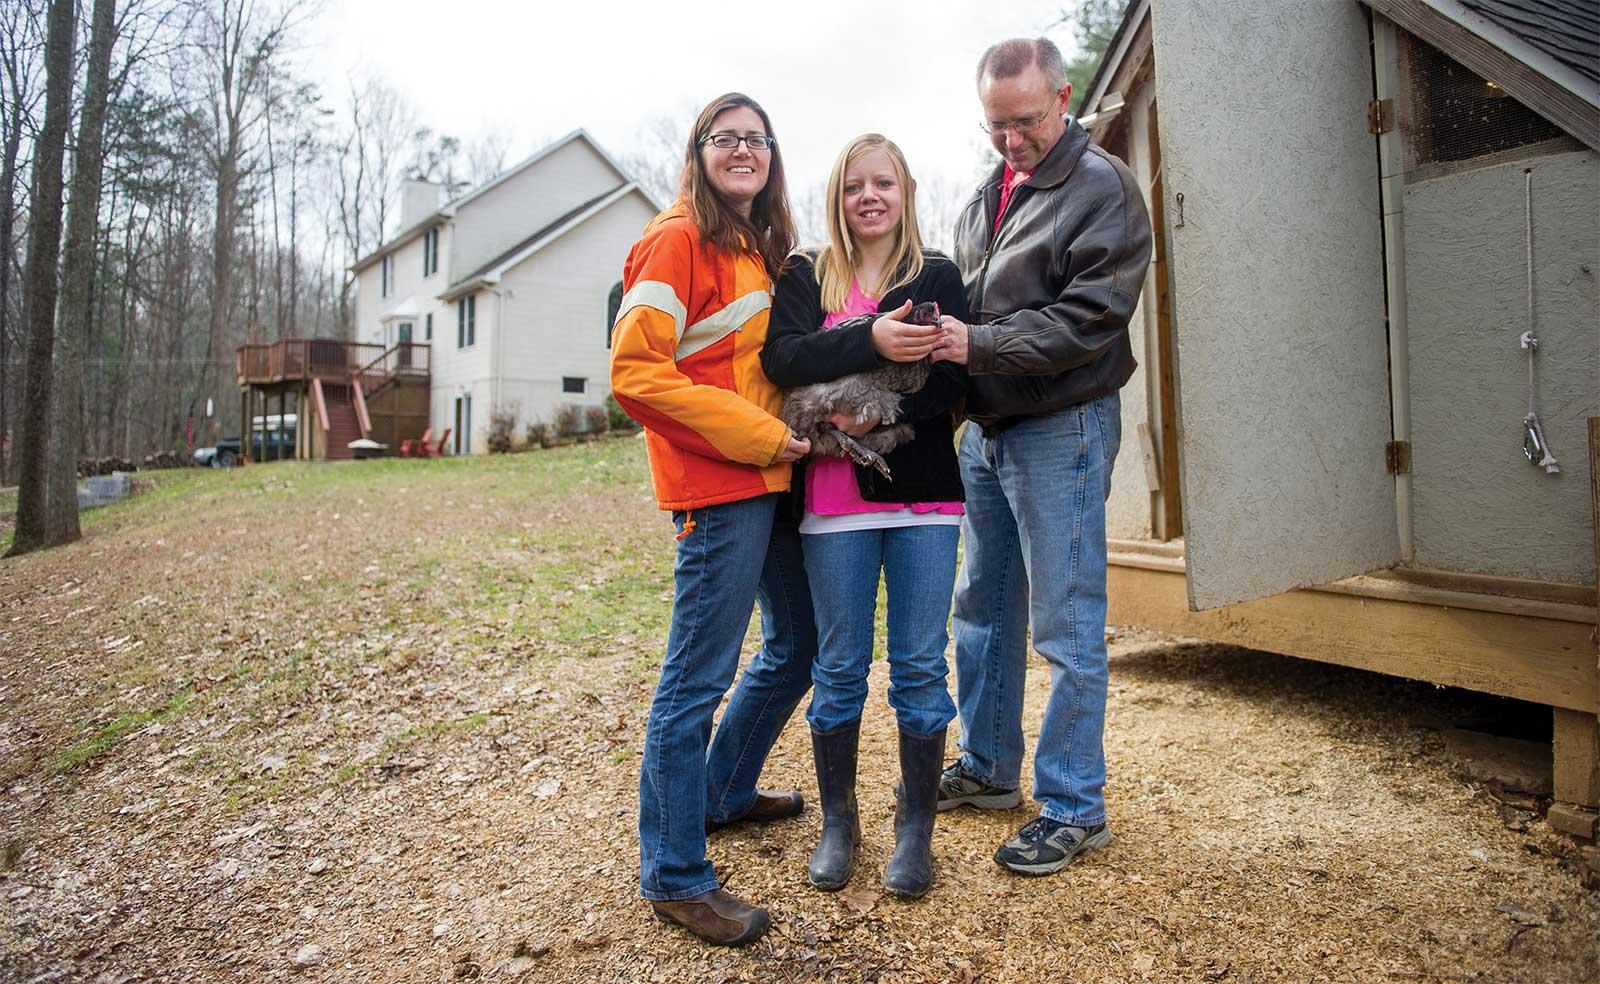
[609,92,821,947]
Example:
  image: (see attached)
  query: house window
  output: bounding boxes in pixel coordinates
[424,312,432,341]
[380,255,393,297]
[454,395,473,454]
[398,322,413,344]
[606,280,623,349]
[563,376,586,394]
[457,295,476,348]
[423,227,439,277]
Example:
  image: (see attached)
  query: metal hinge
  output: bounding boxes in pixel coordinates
[1385,440,1411,474]
[1368,98,1394,134]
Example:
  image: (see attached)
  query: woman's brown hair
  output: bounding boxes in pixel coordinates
[679,92,797,282]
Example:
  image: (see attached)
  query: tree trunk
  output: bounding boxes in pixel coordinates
[0,16,31,488]
[44,0,118,546]
[7,0,75,557]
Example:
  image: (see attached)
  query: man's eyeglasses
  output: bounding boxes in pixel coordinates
[980,103,1061,136]
[701,133,775,151]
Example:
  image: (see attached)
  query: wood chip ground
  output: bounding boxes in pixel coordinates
[0,442,1594,982]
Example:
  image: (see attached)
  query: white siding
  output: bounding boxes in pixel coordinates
[432,291,492,448]
[490,190,657,431]
[450,138,628,282]
[354,222,453,347]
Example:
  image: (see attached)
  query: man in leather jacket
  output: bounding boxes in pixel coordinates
[922,36,1153,875]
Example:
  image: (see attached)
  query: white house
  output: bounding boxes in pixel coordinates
[350,130,663,454]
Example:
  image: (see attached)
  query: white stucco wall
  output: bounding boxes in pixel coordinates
[1403,149,1599,583]
[491,190,658,430]
[1151,0,1399,608]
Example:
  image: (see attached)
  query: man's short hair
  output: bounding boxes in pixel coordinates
[975,37,1068,92]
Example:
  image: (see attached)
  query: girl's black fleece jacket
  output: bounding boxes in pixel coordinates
[761,249,971,511]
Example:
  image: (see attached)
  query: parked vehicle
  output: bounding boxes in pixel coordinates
[201,414,297,467]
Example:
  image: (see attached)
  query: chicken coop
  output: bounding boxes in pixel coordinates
[1075,0,1598,829]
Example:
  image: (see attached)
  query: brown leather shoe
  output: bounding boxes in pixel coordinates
[650,888,770,946]
[705,789,804,833]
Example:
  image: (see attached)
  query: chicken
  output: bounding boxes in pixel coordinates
[779,301,942,480]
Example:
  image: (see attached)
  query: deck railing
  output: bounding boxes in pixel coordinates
[352,342,431,394]
[236,339,429,387]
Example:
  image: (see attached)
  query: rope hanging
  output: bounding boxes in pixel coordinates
[1519,168,1560,475]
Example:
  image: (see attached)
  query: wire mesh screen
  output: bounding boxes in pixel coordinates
[1398,31,1577,182]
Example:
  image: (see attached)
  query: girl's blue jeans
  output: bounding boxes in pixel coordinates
[801,523,959,738]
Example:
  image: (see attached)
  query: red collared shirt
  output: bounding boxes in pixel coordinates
[992,164,1031,239]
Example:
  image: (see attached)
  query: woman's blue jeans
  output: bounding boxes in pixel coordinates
[951,394,1121,827]
[801,524,959,738]
[638,493,817,901]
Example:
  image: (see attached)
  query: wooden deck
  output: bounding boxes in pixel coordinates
[235,339,431,387]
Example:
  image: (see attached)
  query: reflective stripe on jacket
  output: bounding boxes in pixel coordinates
[609,203,793,511]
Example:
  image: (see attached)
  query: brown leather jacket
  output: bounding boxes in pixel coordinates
[953,118,1153,432]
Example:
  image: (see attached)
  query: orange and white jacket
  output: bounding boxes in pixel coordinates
[609,203,793,512]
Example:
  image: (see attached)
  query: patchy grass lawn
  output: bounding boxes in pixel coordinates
[0,439,1594,984]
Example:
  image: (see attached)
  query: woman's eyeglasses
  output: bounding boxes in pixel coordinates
[700,133,775,151]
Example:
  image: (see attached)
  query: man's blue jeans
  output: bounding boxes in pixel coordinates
[801,525,959,738]
[638,493,817,901]
[951,394,1121,827]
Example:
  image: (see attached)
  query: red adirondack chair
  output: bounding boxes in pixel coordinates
[400,427,433,458]
[425,428,452,457]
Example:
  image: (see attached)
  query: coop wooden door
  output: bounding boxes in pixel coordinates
[1150,0,1400,610]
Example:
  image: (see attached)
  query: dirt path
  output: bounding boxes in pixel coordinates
[1,443,1594,983]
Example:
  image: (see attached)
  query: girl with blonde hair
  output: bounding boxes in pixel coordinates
[762,133,969,899]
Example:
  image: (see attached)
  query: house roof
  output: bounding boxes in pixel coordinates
[380,296,420,321]
[350,128,660,273]
[1076,0,1149,118]
[1459,0,1599,84]
[435,183,645,302]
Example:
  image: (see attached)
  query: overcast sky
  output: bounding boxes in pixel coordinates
[308,0,1081,203]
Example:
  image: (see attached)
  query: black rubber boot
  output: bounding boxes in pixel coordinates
[883,726,945,899]
[807,719,861,891]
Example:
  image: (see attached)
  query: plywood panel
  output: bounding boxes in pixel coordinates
[1150,0,1400,609]
[1107,561,1596,713]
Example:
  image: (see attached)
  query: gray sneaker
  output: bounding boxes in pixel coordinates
[993,816,1111,876]
[936,761,1023,812]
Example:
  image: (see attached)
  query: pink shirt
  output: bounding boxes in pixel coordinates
[993,163,1030,238]
[805,281,964,519]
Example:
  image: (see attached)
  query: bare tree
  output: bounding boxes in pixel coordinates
[0,0,44,487]
[43,0,119,545]
[332,75,421,336]
[463,131,512,189]
[615,110,691,207]
[192,0,299,442]
[7,0,74,557]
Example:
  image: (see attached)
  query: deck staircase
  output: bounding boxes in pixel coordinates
[311,380,364,460]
